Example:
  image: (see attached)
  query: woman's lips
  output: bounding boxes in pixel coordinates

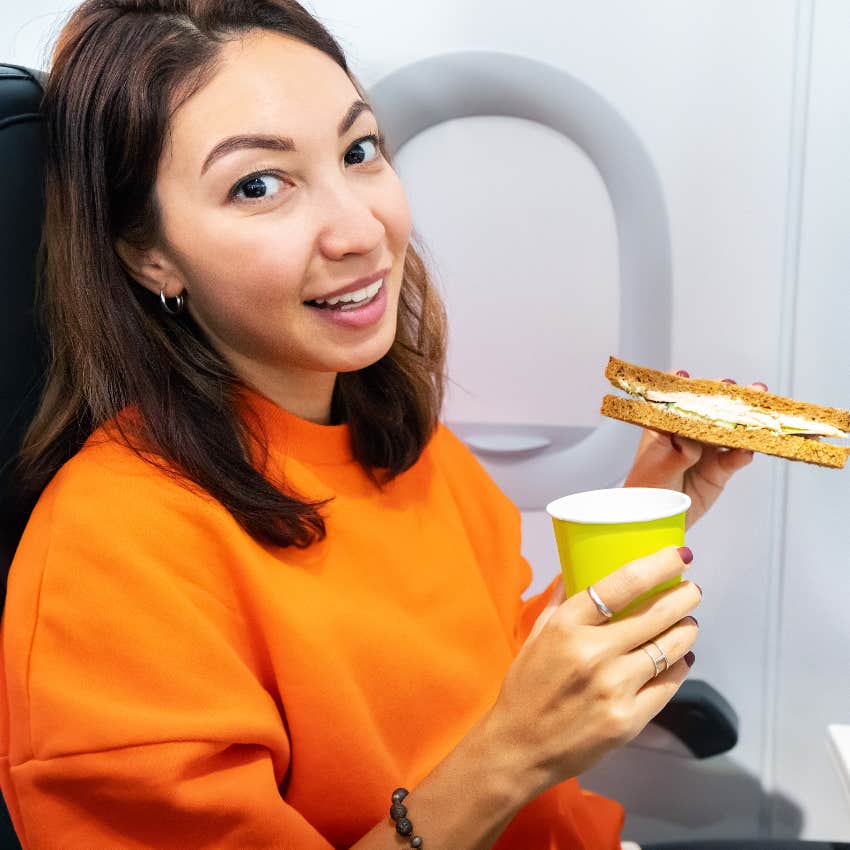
[305,278,388,329]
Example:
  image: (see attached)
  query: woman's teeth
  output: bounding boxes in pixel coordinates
[309,279,383,310]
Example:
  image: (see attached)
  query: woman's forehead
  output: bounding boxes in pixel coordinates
[161,30,357,173]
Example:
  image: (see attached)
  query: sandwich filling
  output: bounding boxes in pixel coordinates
[615,380,849,439]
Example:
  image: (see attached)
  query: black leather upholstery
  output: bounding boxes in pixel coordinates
[0,60,47,850]
[0,64,48,583]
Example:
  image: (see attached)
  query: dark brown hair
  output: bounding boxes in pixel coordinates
[17,0,448,549]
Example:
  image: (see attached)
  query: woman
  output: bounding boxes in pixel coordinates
[0,2,764,847]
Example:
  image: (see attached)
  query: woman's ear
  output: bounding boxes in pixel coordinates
[114,237,183,298]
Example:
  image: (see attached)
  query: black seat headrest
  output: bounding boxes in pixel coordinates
[0,64,48,574]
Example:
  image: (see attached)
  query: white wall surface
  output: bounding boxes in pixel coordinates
[3,0,848,842]
[772,0,850,836]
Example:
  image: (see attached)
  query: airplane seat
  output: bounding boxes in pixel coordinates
[0,61,47,850]
[0,64,46,586]
[0,62,846,850]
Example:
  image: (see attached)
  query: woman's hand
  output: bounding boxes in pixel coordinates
[623,372,769,528]
[480,546,700,798]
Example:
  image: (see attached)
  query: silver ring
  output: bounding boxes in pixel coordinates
[587,584,614,619]
[642,640,670,678]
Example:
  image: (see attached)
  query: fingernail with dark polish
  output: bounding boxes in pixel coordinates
[721,378,737,384]
[675,370,690,378]
[677,546,694,565]
[753,382,768,391]
[689,615,699,627]
[695,583,702,596]
[685,651,696,668]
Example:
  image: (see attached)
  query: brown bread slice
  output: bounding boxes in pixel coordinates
[605,356,850,432]
[601,395,849,469]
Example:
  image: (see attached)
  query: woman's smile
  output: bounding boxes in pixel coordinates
[305,275,388,328]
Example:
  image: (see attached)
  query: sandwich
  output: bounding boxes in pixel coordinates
[600,356,850,469]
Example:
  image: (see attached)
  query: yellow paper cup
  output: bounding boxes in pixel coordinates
[545,488,691,618]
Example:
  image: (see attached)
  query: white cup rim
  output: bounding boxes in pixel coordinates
[545,487,691,524]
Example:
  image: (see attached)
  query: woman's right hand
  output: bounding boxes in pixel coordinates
[482,545,700,798]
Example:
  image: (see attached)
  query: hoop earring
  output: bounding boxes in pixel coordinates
[160,288,185,316]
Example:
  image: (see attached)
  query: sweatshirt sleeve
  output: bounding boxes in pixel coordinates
[431,427,625,847]
[432,425,561,651]
[0,447,335,850]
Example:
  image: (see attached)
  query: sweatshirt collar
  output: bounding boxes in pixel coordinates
[235,384,354,465]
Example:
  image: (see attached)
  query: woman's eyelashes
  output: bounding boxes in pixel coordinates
[230,171,286,204]
[343,133,384,167]
[229,132,386,205]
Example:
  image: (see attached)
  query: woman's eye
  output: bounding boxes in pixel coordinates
[230,172,285,204]
[228,134,383,204]
[344,134,383,167]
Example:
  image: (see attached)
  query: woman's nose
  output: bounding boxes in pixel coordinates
[315,181,386,260]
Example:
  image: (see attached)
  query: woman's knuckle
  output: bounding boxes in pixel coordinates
[603,571,634,610]
[595,669,623,702]
[619,564,644,597]
[538,614,567,650]
[653,589,679,619]
[569,644,599,675]
[605,704,635,744]
[669,581,699,614]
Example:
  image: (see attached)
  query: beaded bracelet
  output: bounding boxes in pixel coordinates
[389,787,423,848]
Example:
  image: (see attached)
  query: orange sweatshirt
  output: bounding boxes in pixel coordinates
[0,387,624,849]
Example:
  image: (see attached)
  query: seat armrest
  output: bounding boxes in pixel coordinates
[648,679,739,758]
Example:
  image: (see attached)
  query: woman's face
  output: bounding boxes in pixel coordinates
[143,29,412,417]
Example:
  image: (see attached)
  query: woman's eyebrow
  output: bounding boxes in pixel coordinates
[200,100,374,176]
[338,100,374,137]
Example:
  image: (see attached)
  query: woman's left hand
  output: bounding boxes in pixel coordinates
[622,371,769,529]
